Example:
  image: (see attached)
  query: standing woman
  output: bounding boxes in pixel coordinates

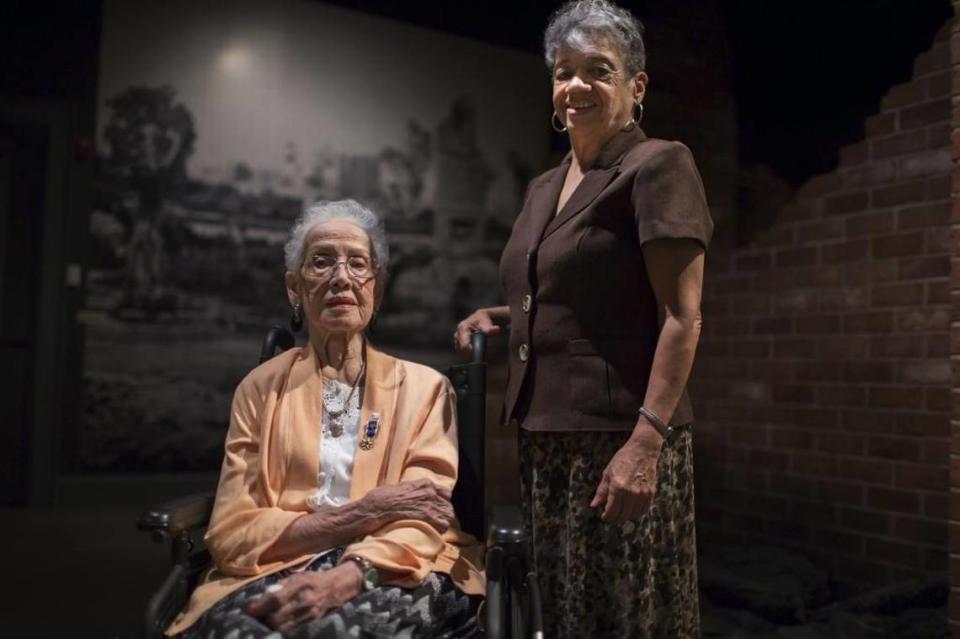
[455,0,712,636]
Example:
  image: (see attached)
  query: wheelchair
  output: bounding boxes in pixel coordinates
[137,329,543,638]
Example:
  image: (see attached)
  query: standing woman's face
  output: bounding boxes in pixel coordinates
[552,37,647,142]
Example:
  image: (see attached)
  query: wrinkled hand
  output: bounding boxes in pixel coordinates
[454,308,502,353]
[590,429,663,525]
[363,478,455,532]
[246,563,361,633]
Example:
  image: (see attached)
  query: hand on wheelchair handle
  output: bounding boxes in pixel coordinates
[453,308,502,353]
[361,478,455,533]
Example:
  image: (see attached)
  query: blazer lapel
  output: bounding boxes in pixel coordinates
[280,346,324,498]
[349,343,402,499]
[540,127,648,242]
[526,156,569,253]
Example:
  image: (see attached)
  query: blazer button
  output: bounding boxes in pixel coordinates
[521,294,532,313]
[518,343,530,362]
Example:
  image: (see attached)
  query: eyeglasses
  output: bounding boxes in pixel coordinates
[306,254,376,281]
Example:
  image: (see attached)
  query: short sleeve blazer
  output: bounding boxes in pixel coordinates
[499,127,713,432]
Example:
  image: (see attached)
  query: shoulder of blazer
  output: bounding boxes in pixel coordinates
[236,346,302,397]
[620,137,694,175]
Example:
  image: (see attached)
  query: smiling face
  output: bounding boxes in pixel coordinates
[285,219,379,337]
[552,36,646,144]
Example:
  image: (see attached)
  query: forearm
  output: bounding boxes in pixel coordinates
[631,313,701,440]
[485,305,510,323]
[262,499,387,563]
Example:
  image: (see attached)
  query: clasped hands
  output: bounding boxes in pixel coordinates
[247,478,453,631]
[591,427,663,525]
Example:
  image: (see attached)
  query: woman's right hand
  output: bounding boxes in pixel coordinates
[362,478,455,533]
[454,306,508,353]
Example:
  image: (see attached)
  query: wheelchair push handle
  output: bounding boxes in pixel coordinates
[470,331,486,364]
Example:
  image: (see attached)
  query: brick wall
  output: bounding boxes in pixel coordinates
[950,2,960,633]
[692,20,952,590]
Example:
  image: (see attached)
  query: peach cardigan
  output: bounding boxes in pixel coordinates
[166,343,485,635]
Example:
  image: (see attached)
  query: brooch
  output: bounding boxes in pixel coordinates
[359,412,381,451]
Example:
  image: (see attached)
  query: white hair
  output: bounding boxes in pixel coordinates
[544,0,647,75]
[283,199,389,275]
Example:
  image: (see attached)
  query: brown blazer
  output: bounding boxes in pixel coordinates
[499,127,713,432]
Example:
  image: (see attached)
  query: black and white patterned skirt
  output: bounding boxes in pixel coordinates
[178,548,480,638]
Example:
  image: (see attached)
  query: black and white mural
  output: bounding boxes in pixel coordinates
[81,0,549,471]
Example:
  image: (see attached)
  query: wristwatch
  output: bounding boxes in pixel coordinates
[344,555,380,591]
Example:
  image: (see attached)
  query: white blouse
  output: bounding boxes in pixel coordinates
[306,378,361,510]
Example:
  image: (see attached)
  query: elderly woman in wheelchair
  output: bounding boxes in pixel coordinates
[167,199,484,638]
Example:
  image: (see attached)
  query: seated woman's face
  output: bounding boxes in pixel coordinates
[295,219,378,336]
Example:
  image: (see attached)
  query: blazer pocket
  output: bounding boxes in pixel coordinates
[568,338,652,417]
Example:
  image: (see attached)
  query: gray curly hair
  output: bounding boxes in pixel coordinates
[544,0,646,75]
[283,199,389,276]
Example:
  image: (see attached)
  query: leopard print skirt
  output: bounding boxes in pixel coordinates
[519,427,699,638]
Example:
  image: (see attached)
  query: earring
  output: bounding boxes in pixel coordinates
[551,111,567,133]
[633,101,644,125]
[290,302,303,332]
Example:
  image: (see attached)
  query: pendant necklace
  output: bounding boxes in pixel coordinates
[323,360,365,438]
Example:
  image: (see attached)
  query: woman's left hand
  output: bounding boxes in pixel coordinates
[590,428,663,525]
[245,562,362,632]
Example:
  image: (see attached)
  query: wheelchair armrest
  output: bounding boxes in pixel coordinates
[137,491,215,538]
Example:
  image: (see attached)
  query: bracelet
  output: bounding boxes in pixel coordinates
[638,406,675,442]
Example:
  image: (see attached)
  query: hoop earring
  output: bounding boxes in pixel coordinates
[290,302,303,332]
[551,111,567,133]
[633,101,644,125]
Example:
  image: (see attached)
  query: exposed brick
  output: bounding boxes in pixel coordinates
[927,280,950,304]
[842,410,896,434]
[747,493,791,518]
[865,537,922,568]
[792,453,840,478]
[795,265,844,287]
[881,80,926,110]
[898,148,952,181]
[771,384,814,403]
[844,311,894,333]
[769,473,815,498]
[793,407,840,428]
[751,359,797,381]
[731,339,770,357]
[926,334,949,357]
[796,314,841,334]
[893,515,947,548]
[753,317,793,334]
[868,435,923,461]
[791,500,837,527]
[844,361,895,383]
[899,255,950,279]
[796,173,843,199]
[839,507,891,534]
[897,308,950,332]
[873,181,927,208]
[820,288,868,311]
[846,259,898,285]
[900,99,951,130]
[775,246,818,268]
[815,431,866,455]
[895,463,949,490]
[735,251,772,272]
[871,282,925,307]
[927,174,950,199]
[872,232,926,258]
[846,211,895,237]
[822,239,870,264]
[925,387,950,411]
[839,142,868,166]
[872,130,928,159]
[824,191,871,216]
[868,486,921,514]
[771,290,818,313]
[818,385,866,407]
[925,493,948,520]
[821,335,868,358]
[844,162,895,188]
[901,360,951,384]
[753,225,797,248]
[896,413,950,438]
[865,112,896,138]
[770,427,814,450]
[813,529,863,554]
[747,449,790,469]
[869,335,924,358]
[773,338,818,358]
[926,226,951,253]
[923,439,949,465]
[927,70,952,98]
[928,121,951,149]
[797,219,844,243]
[898,202,951,229]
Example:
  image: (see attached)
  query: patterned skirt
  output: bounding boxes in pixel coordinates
[519,427,699,638]
[178,548,480,638]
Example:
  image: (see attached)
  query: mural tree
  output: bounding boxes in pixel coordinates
[101,85,196,312]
